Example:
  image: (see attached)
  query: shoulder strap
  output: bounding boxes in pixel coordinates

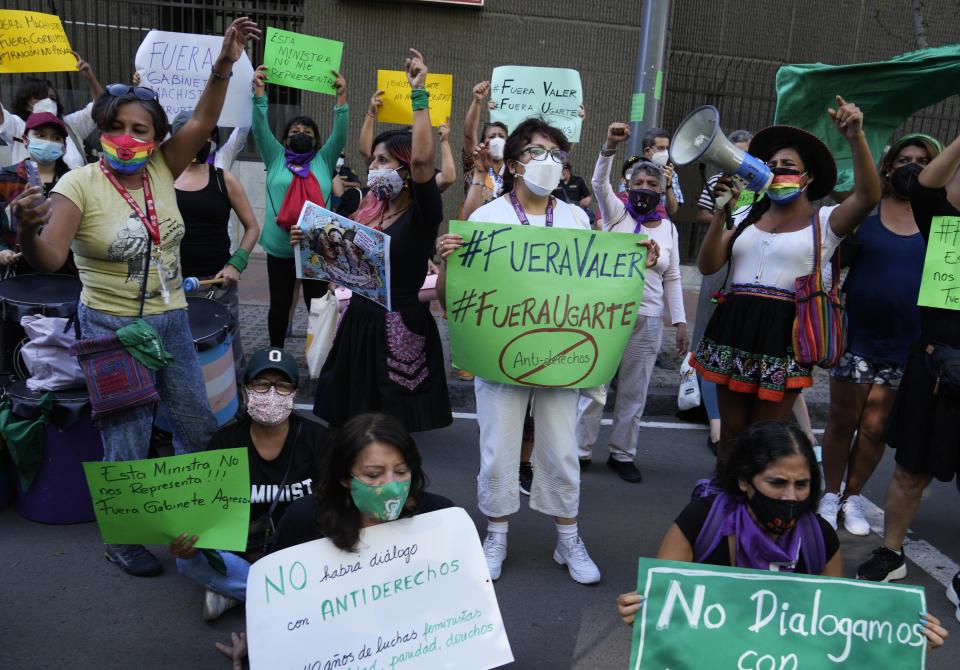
[797,512,827,575]
[138,239,151,318]
[717,218,753,292]
[693,493,733,564]
[810,209,823,274]
[212,165,227,196]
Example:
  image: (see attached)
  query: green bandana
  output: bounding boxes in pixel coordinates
[350,478,411,522]
[116,319,174,371]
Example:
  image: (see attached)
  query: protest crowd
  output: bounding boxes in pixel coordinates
[2,4,960,669]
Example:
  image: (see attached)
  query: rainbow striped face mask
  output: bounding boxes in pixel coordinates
[766,168,808,205]
[100,133,155,175]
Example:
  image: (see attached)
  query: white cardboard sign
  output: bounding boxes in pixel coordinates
[135,30,254,128]
[246,507,514,670]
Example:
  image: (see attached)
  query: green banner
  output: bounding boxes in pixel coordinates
[447,220,645,388]
[630,559,926,670]
[83,448,251,551]
[263,27,343,94]
[918,216,960,311]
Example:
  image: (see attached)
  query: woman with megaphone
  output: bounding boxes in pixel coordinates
[690,96,882,459]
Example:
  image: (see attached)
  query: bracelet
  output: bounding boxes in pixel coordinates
[410,88,429,112]
[210,67,233,81]
[600,145,617,157]
[226,249,249,273]
[470,181,484,187]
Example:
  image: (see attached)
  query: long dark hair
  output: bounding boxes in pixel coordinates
[501,117,571,195]
[92,90,170,140]
[13,78,61,119]
[720,421,821,503]
[312,413,427,552]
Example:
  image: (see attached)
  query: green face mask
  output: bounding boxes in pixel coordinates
[350,477,411,522]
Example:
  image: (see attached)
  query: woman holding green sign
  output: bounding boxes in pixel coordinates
[251,61,348,349]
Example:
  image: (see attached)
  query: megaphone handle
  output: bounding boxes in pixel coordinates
[724,203,735,231]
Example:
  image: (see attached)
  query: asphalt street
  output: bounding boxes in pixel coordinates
[1,415,958,670]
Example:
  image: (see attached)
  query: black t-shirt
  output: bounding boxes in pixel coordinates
[207,414,327,553]
[909,183,960,346]
[382,176,444,308]
[553,176,590,204]
[674,497,839,574]
[272,490,456,551]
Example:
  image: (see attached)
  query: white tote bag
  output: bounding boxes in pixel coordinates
[305,292,339,379]
[20,314,86,391]
[677,352,701,411]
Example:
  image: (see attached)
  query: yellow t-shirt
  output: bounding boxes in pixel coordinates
[52,152,187,316]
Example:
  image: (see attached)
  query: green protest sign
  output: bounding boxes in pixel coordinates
[83,448,251,550]
[630,559,926,670]
[263,27,343,94]
[446,220,645,388]
[917,216,960,311]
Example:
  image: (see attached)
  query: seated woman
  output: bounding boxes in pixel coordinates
[273,412,454,551]
[170,347,327,621]
[615,421,948,651]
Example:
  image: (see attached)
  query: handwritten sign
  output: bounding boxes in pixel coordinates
[446,220,645,388]
[490,65,583,142]
[135,30,254,128]
[294,202,392,310]
[263,27,343,95]
[918,216,960,311]
[246,507,514,670]
[0,10,76,73]
[82,448,251,550]
[631,559,927,670]
[376,70,453,127]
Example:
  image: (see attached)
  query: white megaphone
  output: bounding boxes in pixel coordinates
[670,105,772,208]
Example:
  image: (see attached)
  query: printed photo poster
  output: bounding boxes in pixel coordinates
[631,559,927,670]
[246,507,514,670]
[135,30,254,128]
[490,65,583,142]
[294,202,392,310]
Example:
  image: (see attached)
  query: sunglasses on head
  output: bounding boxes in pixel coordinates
[106,83,159,101]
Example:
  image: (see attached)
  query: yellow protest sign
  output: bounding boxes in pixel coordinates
[376,70,453,127]
[0,10,77,73]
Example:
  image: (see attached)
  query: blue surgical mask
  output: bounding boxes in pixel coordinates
[27,138,64,165]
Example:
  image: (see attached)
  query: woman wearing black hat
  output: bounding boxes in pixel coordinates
[691,96,882,455]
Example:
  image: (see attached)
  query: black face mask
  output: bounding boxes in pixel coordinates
[194,141,212,164]
[890,162,923,198]
[628,188,660,215]
[287,132,314,154]
[746,487,811,534]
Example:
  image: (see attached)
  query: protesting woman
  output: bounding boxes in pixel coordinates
[818,134,940,535]
[252,63,348,348]
[292,50,452,433]
[576,122,687,483]
[691,97,882,453]
[170,347,326,620]
[12,17,261,578]
[614,421,948,652]
[461,80,510,219]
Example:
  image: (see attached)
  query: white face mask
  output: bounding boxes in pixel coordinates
[519,157,563,197]
[367,168,405,201]
[336,157,345,169]
[487,137,506,161]
[650,150,670,167]
[32,98,58,115]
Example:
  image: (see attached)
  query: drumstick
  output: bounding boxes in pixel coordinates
[183,276,225,291]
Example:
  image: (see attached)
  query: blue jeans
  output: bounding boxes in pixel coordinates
[176,551,249,601]
[78,303,218,462]
[700,376,720,421]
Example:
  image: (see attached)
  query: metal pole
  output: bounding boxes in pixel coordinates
[628,0,671,156]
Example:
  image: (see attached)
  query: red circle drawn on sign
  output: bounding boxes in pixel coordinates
[497,327,599,388]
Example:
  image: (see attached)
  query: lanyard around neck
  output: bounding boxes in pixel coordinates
[509,190,554,227]
[98,159,160,245]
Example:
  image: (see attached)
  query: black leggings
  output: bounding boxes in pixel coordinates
[266,253,329,348]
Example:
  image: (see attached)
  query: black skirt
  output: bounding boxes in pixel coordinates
[313,295,452,432]
[691,284,812,403]
[885,341,960,482]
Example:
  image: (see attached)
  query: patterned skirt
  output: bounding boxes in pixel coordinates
[691,284,812,403]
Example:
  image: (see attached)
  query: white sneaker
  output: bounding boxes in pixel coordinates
[482,532,507,581]
[841,495,871,536]
[553,535,601,584]
[202,589,240,621]
[817,492,840,530]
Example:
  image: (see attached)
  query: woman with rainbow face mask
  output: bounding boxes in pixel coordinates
[11,17,261,580]
[691,96,882,460]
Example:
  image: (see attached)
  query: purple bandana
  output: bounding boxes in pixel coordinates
[618,191,665,232]
[284,148,317,178]
[721,496,802,571]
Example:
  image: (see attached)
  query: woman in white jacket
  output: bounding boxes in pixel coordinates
[576,122,688,483]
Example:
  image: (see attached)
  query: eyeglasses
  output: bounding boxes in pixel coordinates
[521,146,569,163]
[106,83,159,101]
[246,379,297,396]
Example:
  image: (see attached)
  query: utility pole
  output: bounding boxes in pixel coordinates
[628,0,671,156]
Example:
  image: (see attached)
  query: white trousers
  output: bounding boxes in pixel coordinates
[576,315,663,462]
[475,377,580,518]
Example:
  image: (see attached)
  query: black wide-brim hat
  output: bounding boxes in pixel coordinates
[750,125,837,201]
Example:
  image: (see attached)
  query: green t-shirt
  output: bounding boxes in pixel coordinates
[52,152,188,316]
[251,94,349,258]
